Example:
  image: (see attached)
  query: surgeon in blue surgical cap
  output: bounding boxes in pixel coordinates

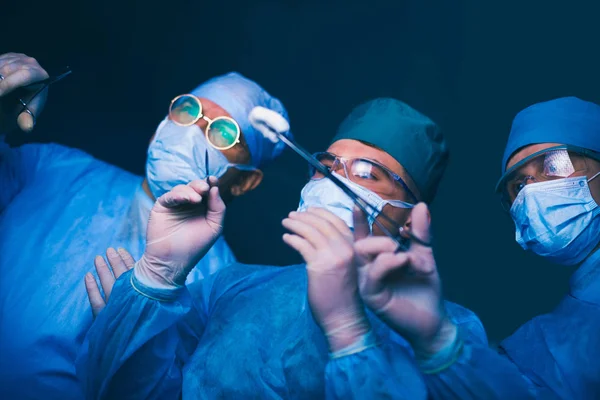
[367,97,600,399]
[0,52,290,400]
[78,98,488,399]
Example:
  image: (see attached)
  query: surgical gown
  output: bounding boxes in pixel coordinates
[0,140,236,400]
[421,249,600,399]
[78,263,488,399]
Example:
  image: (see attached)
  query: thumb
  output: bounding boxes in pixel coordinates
[206,186,226,223]
[17,111,35,132]
[405,203,432,249]
[353,206,370,241]
[16,87,48,132]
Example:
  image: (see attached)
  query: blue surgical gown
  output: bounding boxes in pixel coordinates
[421,249,600,399]
[78,263,488,399]
[0,140,236,400]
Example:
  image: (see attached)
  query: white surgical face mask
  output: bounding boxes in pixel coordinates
[146,118,254,199]
[510,172,600,266]
[297,173,413,232]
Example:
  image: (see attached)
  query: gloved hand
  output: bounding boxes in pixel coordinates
[0,53,49,133]
[84,247,136,318]
[135,178,226,289]
[354,203,457,357]
[282,207,371,352]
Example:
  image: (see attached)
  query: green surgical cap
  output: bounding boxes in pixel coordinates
[331,98,449,203]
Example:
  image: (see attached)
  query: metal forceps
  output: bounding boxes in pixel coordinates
[261,125,431,252]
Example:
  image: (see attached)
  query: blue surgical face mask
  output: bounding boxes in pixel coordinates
[297,173,414,232]
[510,172,600,266]
[146,118,255,199]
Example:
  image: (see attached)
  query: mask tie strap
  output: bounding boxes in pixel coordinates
[588,171,600,183]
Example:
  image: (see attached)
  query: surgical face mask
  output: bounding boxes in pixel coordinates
[146,118,255,199]
[510,173,600,266]
[297,173,414,232]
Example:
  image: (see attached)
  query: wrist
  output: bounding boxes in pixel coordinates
[330,329,378,359]
[413,318,463,374]
[322,309,372,353]
[413,317,458,358]
[131,269,185,302]
[134,254,185,290]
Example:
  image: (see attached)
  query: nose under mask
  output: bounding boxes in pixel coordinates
[510,173,600,266]
[297,173,414,232]
[145,119,234,199]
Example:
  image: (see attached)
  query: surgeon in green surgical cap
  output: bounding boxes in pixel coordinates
[79,98,488,399]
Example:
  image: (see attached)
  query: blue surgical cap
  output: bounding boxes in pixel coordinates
[191,72,292,168]
[501,96,600,174]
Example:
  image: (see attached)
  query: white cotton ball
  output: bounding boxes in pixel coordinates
[249,106,290,143]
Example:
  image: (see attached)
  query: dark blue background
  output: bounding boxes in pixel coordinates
[3,0,599,343]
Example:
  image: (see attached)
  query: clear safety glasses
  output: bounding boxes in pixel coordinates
[309,152,418,203]
[248,108,429,252]
[169,94,241,150]
[496,146,600,210]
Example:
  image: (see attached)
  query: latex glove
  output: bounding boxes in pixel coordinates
[0,53,49,132]
[136,178,225,289]
[84,247,136,318]
[282,207,371,352]
[354,203,457,357]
